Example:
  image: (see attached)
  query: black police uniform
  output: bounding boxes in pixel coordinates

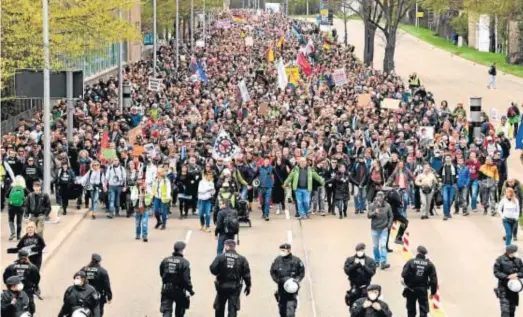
[210,247,251,317]
[58,283,100,317]
[344,253,377,306]
[2,257,40,315]
[401,252,438,317]
[215,207,238,254]
[0,277,30,317]
[350,285,393,317]
[81,257,113,317]
[270,252,305,317]
[159,251,194,317]
[493,251,523,317]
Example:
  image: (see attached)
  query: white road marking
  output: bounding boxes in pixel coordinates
[299,227,318,317]
[285,208,290,220]
[287,230,293,244]
[184,230,192,245]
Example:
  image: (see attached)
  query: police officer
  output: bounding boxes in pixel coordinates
[2,250,40,315]
[159,241,195,317]
[270,243,305,317]
[350,284,393,317]
[210,239,251,317]
[401,245,438,317]
[1,276,30,317]
[494,244,523,317]
[344,243,377,306]
[215,196,239,255]
[81,253,113,317]
[58,271,100,317]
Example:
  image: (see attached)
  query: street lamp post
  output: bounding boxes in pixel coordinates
[118,8,123,112]
[176,0,180,68]
[42,0,51,195]
[153,0,157,76]
[191,0,194,51]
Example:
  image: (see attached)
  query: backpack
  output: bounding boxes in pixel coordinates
[224,209,239,235]
[9,186,25,207]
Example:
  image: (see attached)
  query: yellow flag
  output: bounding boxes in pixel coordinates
[267,47,275,63]
[276,36,284,48]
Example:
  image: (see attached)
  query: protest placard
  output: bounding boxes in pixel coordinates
[357,94,371,107]
[245,36,254,46]
[381,98,400,110]
[332,68,348,86]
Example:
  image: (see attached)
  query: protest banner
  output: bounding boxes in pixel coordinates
[332,68,348,86]
[382,98,400,110]
[357,94,371,107]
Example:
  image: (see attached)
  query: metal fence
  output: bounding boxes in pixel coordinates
[1,98,61,135]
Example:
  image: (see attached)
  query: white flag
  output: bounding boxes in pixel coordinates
[238,79,250,102]
[212,130,240,160]
[277,58,288,90]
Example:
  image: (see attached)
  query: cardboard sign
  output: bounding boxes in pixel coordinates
[259,102,269,117]
[332,68,348,86]
[245,36,254,46]
[128,127,142,145]
[238,79,251,102]
[196,40,205,47]
[357,94,371,107]
[101,149,117,160]
[381,98,400,110]
[215,20,232,29]
[490,108,499,122]
[132,146,145,157]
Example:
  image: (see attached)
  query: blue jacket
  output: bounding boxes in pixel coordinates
[258,165,274,188]
[431,157,442,172]
[456,165,471,189]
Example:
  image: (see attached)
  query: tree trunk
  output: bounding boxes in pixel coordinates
[363,21,377,66]
[344,18,348,46]
[383,30,397,73]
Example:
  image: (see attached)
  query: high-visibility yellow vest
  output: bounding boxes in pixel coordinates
[409,77,420,86]
[154,178,171,204]
[0,165,5,181]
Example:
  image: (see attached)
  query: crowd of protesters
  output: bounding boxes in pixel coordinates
[1,10,522,253]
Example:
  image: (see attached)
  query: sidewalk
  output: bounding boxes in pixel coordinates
[1,205,88,271]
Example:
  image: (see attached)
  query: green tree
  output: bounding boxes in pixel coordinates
[1,0,141,89]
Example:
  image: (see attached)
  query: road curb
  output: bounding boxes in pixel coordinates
[41,208,89,272]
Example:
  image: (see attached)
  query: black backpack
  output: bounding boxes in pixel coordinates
[224,209,239,235]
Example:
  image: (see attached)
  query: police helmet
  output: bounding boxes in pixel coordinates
[71,307,91,317]
[283,278,300,294]
[507,279,523,293]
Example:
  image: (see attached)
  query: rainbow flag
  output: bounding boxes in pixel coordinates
[285,66,300,89]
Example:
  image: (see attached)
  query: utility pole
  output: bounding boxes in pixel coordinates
[415,1,419,27]
[118,8,123,112]
[153,0,157,77]
[191,0,194,51]
[306,0,309,16]
[203,0,206,47]
[42,0,51,195]
[66,71,73,142]
[176,0,180,68]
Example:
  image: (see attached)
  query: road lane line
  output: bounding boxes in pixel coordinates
[287,230,293,244]
[298,224,318,317]
[184,230,192,245]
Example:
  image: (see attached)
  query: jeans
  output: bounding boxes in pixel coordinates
[469,180,479,210]
[295,188,311,217]
[89,189,100,213]
[108,185,123,216]
[354,185,366,211]
[480,181,497,213]
[154,198,169,225]
[258,187,272,218]
[503,218,517,246]
[488,74,496,88]
[336,199,348,217]
[420,191,434,217]
[135,209,149,239]
[371,228,388,264]
[441,185,455,217]
[400,188,409,217]
[198,199,212,227]
[454,187,468,213]
[311,186,325,212]
[240,186,248,201]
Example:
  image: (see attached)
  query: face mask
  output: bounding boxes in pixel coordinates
[280,251,288,257]
[368,293,378,301]
[74,278,82,286]
[356,251,364,257]
[16,283,24,292]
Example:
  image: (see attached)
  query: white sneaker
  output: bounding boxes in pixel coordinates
[276,209,281,215]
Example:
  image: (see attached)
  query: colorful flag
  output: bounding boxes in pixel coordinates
[232,15,245,23]
[297,53,312,77]
[285,67,300,89]
[98,131,110,160]
[276,36,285,49]
[267,46,275,63]
[196,61,208,84]
[277,58,288,90]
[306,39,315,54]
[213,130,240,160]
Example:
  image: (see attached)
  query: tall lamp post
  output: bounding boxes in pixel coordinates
[42,0,51,195]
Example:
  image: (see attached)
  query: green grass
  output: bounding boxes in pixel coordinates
[399,24,523,78]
